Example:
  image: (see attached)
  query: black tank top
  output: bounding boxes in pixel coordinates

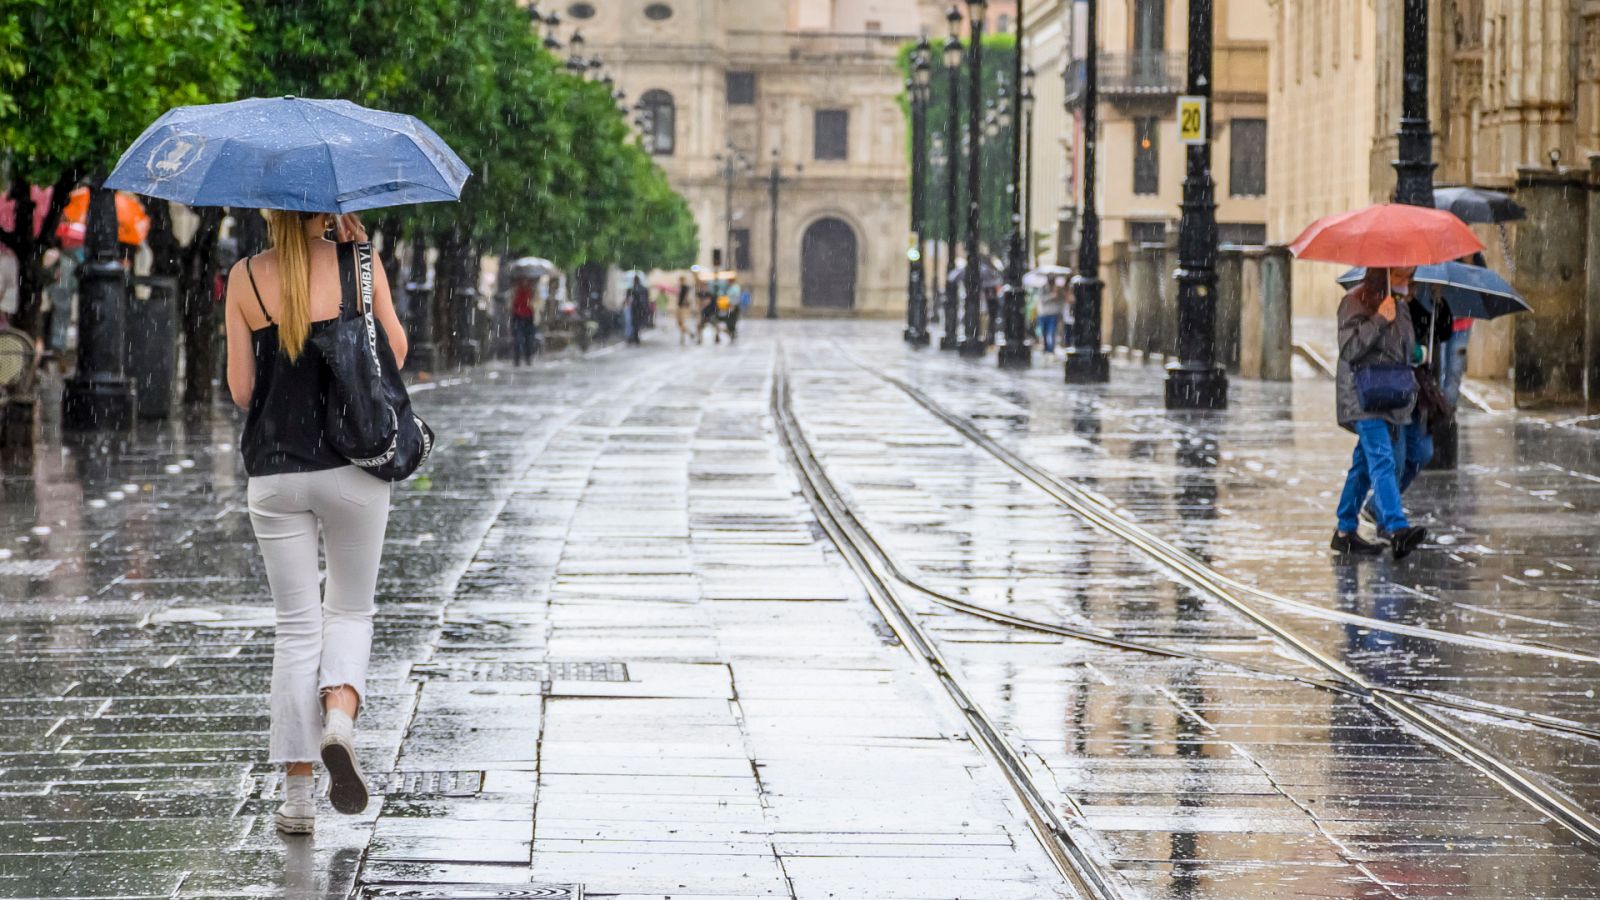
[239,255,348,478]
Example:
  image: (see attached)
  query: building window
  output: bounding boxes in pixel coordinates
[644,3,673,20]
[1129,220,1167,244]
[994,14,1010,32]
[732,228,752,270]
[1133,117,1159,195]
[864,20,882,32]
[1218,223,1267,245]
[1229,118,1267,196]
[641,89,675,156]
[727,72,756,106]
[814,109,849,160]
[566,2,595,18]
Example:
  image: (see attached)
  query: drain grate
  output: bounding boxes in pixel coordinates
[257,769,484,799]
[362,885,581,899]
[409,661,628,683]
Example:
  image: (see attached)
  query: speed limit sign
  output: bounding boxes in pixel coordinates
[1177,95,1207,145]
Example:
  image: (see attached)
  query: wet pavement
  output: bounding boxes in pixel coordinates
[2,320,1598,898]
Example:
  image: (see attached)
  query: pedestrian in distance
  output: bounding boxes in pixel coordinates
[1036,277,1067,355]
[1331,266,1429,560]
[510,276,539,366]
[626,275,649,346]
[225,210,403,834]
[675,275,694,345]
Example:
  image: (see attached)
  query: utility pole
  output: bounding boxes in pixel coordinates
[940,8,965,351]
[959,0,989,359]
[1065,0,1110,383]
[998,0,1031,369]
[1164,0,1228,409]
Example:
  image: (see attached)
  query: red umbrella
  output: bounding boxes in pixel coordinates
[1290,203,1484,267]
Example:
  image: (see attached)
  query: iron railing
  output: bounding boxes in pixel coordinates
[1064,51,1187,106]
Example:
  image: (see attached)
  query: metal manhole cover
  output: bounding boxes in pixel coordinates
[257,770,483,799]
[0,560,63,578]
[409,661,628,683]
[362,885,581,899]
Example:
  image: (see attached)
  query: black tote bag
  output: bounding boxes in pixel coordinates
[311,241,435,482]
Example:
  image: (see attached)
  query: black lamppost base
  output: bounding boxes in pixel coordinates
[63,377,135,432]
[939,334,961,351]
[998,342,1031,369]
[1063,348,1110,383]
[958,339,987,359]
[904,328,932,347]
[1164,364,1229,410]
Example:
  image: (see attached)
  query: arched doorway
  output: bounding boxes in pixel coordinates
[801,218,858,310]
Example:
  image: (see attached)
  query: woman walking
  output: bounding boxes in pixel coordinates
[1332,266,1428,559]
[1035,278,1068,355]
[225,211,406,833]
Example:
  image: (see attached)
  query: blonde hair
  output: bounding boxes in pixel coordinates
[266,210,319,360]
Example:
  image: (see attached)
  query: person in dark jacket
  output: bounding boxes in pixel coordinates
[1332,267,1429,559]
[625,275,649,345]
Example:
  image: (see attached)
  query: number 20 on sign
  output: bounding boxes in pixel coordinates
[1177,95,1207,145]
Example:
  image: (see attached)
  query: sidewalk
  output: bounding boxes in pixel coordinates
[0,338,1068,898]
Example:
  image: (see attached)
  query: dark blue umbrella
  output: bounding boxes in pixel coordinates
[1432,186,1525,224]
[1334,262,1531,320]
[105,97,470,213]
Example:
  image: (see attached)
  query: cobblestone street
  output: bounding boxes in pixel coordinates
[3,321,1600,898]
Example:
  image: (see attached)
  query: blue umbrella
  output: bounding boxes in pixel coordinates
[105,97,470,213]
[1334,262,1531,320]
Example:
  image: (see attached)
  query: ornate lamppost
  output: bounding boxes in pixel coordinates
[762,149,800,320]
[1065,0,1109,383]
[959,0,988,359]
[1021,67,1036,265]
[905,40,933,346]
[1164,0,1228,409]
[997,0,1031,369]
[940,11,964,350]
[713,143,752,274]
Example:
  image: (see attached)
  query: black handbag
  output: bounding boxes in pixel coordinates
[1353,362,1417,413]
[312,241,434,482]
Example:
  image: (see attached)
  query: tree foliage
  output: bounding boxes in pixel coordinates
[898,34,1017,251]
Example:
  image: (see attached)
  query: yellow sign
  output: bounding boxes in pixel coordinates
[1177,95,1207,145]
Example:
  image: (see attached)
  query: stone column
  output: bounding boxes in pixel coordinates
[1128,244,1160,358]
[1214,246,1244,372]
[1258,246,1294,381]
[1107,241,1130,350]
[1587,154,1600,414]
[1513,165,1590,408]
[1159,241,1183,357]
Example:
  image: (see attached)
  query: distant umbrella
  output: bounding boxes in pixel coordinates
[948,259,1003,289]
[506,257,557,278]
[1335,261,1531,320]
[105,96,470,213]
[1433,186,1526,224]
[1023,264,1072,289]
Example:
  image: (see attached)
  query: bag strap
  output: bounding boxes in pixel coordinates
[354,241,375,318]
[336,241,358,319]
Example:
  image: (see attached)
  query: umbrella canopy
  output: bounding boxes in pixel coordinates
[948,259,1003,288]
[105,96,470,213]
[1334,262,1531,320]
[1023,264,1072,289]
[1290,203,1484,267]
[63,188,149,246]
[1433,186,1525,224]
[505,256,557,278]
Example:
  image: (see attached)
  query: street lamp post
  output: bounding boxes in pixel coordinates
[714,143,750,276]
[905,40,933,347]
[1022,67,1035,263]
[998,0,1031,369]
[763,149,798,320]
[1164,0,1228,409]
[63,174,134,431]
[929,133,947,327]
[940,13,964,351]
[959,0,988,359]
[1065,0,1110,382]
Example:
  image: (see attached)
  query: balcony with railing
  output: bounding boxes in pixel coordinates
[1064,51,1187,106]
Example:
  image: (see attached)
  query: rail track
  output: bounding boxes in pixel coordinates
[774,345,1600,861]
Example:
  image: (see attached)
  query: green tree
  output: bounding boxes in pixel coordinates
[0,0,247,330]
[898,35,1017,253]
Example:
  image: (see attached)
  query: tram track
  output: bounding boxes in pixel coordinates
[771,356,1125,900]
[776,346,1600,853]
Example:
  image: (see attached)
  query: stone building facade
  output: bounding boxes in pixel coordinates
[1267,0,1600,381]
[546,0,923,317]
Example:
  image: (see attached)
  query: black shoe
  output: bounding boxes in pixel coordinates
[1331,531,1385,555]
[1390,525,1428,560]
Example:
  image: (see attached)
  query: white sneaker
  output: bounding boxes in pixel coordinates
[275,774,315,834]
[320,709,370,815]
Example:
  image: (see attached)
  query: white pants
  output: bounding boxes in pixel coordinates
[248,466,391,764]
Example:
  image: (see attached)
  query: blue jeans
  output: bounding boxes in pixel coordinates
[1337,419,1409,534]
[1438,326,1471,409]
[511,316,538,365]
[1037,314,1060,353]
[1394,413,1433,495]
